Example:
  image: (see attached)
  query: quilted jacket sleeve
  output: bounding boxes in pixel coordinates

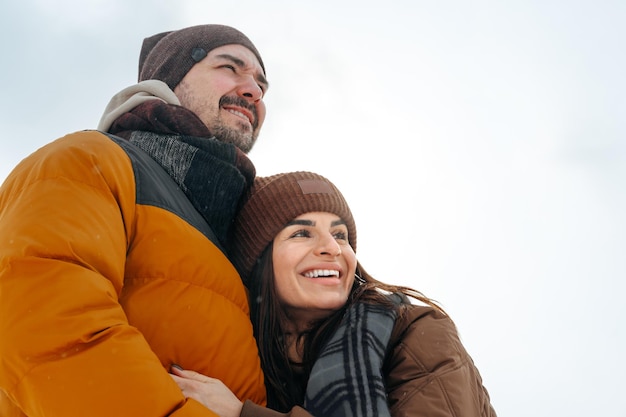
[0,131,218,416]
[384,305,497,417]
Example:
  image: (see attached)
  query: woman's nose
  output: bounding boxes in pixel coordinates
[315,234,342,257]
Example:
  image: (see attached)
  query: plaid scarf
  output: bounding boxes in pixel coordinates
[304,301,397,417]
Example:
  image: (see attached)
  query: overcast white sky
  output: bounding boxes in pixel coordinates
[1,1,625,416]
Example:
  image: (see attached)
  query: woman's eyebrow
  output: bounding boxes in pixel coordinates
[331,219,346,227]
[285,219,314,227]
[284,219,346,227]
[214,53,269,88]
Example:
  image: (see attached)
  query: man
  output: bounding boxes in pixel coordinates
[0,24,268,416]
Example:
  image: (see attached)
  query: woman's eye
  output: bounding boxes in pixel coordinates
[290,229,311,238]
[333,231,348,241]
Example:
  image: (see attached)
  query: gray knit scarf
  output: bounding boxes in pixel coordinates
[304,300,398,417]
[128,131,254,248]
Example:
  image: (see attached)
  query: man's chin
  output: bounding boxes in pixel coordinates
[244,137,258,153]
[212,129,255,153]
[237,136,256,154]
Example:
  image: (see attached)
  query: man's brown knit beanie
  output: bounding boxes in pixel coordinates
[138,24,265,91]
[231,171,357,283]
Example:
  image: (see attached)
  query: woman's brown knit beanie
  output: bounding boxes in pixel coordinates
[231,171,357,283]
[138,24,265,91]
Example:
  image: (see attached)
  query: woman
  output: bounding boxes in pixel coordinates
[171,171,497,417]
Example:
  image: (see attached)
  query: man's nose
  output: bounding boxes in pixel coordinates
[238,76,263,102]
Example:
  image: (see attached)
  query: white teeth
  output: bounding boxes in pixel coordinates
[227,109,248,121]
[304,269,340,278]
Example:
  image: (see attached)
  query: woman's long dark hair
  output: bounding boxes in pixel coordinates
[248,242,446,412]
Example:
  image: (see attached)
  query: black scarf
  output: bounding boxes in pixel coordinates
[111,101,255,247]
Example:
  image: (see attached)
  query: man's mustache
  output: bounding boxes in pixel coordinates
[219,96,258,128]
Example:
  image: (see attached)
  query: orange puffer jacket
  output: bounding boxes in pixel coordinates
[0,131,266,416]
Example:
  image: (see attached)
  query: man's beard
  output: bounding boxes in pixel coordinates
[211,123,257,154]
[211,96,259,153]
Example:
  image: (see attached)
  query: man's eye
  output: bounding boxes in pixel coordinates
[221,64,236,72]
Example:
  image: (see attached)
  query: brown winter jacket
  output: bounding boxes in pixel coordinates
[240,303,496,417]
[0,131,265,416]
